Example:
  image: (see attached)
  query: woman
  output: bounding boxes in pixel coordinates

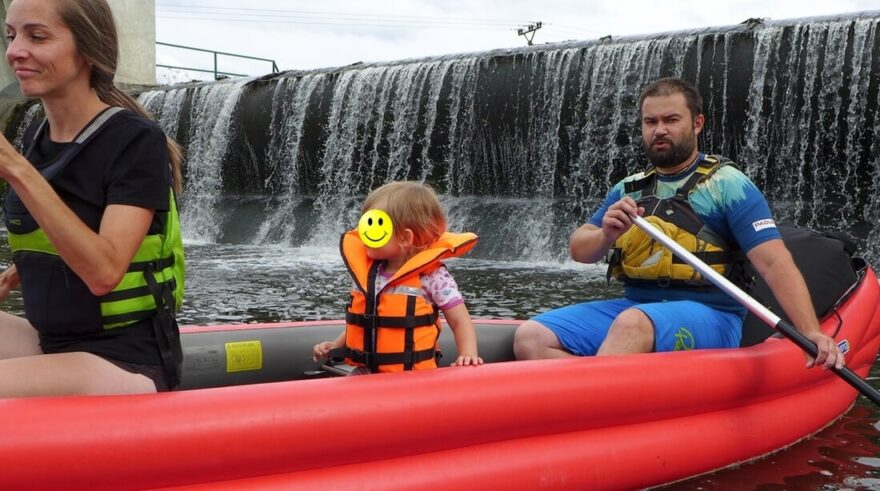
[0,0,185,396]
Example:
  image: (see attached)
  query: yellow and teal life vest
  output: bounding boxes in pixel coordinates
[606,155,746,290]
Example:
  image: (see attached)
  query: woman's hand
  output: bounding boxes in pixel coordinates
[0,132,31,181]
[0,265,20,302]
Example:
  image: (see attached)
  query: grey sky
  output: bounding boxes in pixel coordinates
[154,0,880,80]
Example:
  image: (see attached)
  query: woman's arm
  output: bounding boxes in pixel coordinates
[0,136,153,296]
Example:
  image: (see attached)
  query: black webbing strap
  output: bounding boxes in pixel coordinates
[24,107,124,180]
[340,347,437,367]
[673,156,731,198]
[345,311,439,329]
[671,250,744,265]
[100,278,177,304]
[127,255,176,273]
[606,247,622,284]
[620,277,717,291]
[362,261,382,369]
[623,171,656,194]
[8,107,125,214]
[403,296,416,370]
[673,171,706,199]
[143,263,182,389]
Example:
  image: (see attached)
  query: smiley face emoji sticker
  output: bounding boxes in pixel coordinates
[358,209,393,248]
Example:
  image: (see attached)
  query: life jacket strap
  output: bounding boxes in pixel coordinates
[670,250,744,265]
[619,277,715,290]
[100,278,177,303]
[143,262,182,389]
[345,311,439,329]
[337,346,438,368]
[127,255,176,273]
[623,172,655,194]
[101,309,156,326]
[606,247,622,284]
[24,107,125,180]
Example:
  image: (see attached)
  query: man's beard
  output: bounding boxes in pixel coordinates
[643,135,696,168]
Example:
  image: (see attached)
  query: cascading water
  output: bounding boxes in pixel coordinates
[139,80,250,243]
[254,74,326,245]
[122,12,880,265]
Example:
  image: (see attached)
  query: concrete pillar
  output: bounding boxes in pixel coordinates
[114,0,156,86]
[0,0,156,95]
[0,0,13,92]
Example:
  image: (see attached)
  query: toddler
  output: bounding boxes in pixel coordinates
[313,181,482,373]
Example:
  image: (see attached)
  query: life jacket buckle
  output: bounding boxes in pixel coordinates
[657,277,671,288]
[362,312,379,329]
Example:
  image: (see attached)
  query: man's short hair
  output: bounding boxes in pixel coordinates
[639,78,703,119]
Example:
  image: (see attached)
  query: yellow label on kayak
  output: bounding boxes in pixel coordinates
[225,340,263,372]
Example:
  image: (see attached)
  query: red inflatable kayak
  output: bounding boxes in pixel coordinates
[1,270,878,490]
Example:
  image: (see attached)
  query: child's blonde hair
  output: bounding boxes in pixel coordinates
[362,181,447,251]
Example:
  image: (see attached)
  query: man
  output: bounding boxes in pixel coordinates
[513,77,843,370]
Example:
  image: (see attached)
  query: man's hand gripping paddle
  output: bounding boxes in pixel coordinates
[631,214,880,406]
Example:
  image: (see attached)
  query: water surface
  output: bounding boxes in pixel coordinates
[0,237,877,489]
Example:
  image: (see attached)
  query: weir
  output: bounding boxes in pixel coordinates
[5,12,880,263]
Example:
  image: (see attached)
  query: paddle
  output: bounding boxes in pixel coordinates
[630,214,880,406]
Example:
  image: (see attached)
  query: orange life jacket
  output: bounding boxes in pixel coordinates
[339,230,478,372]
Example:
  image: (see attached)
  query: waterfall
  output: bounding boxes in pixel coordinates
[253,74,325,245]
[738,17,880,261]
[138,79,249,243]
[11,103,42,152]
[7,12,879,263]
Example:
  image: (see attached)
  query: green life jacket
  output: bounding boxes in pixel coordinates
[7,193,185,329]
[5,107,185,332]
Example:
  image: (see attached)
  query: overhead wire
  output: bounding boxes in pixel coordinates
[155,4,605,47]
[155,15,520,30]
[153,4,609,79]
[155,4,531,30]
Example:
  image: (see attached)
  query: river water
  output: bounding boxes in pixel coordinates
[0,233,878,489]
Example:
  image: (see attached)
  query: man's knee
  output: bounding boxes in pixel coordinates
[514,320,554,360]
[612,308,653,332]
[601,308,654,354]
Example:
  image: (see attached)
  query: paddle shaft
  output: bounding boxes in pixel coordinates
[631,215,880,406]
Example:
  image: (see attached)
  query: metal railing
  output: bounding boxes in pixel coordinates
[156,42,279,80]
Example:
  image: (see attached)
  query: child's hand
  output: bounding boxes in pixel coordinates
[451,354,483,367]
[313,341,340,362]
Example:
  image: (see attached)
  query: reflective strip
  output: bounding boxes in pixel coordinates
[101,296,156,325]
[75,107,124,144]
[7,228,57,255]
[383,285,423,297]
[102,309,155,329]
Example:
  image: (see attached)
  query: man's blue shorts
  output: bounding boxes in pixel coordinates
[532,298,744,356]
